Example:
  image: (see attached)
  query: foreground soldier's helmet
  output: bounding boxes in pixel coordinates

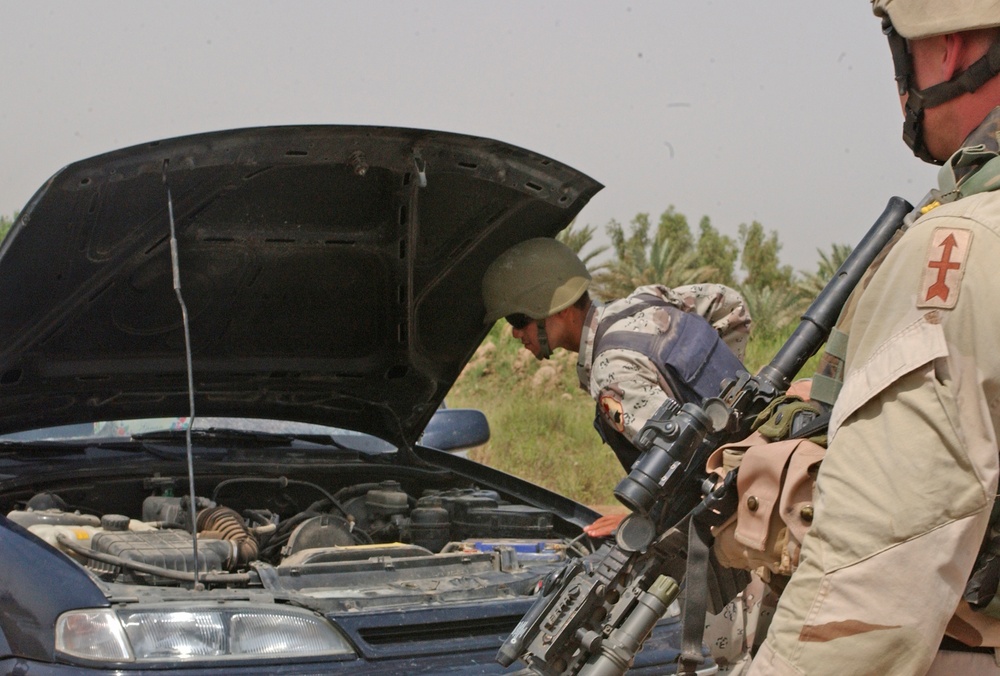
[871,0,1000,39]
[872,0,1000,163]
[481,238,591,324]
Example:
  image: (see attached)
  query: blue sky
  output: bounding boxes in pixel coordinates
[0,1,938,270]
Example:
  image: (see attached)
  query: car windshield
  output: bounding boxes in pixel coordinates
[0,417,397,453]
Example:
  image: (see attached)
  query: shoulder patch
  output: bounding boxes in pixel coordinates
[598,389,626,434]
[918,227,972,310]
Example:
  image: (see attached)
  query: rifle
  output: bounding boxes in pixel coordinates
[497,196,914,675]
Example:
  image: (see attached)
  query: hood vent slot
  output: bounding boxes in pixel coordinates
[357,615,521,645]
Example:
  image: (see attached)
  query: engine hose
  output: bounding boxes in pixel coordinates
[333,483,381,501]
[197,506,259,569]
[211,477,351,519]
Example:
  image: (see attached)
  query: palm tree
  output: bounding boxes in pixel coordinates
[591,212,716,300]
[796,243,853,300]
[739,284,806,342]
[557,220,609,271]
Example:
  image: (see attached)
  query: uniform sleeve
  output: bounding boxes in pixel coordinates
[592,347,676,443]
[751,205,1000,675]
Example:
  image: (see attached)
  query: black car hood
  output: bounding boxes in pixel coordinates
[0,126,601,446]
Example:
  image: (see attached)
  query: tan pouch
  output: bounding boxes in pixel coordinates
[708,432,825,578]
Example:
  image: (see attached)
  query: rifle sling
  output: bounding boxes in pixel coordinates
[679,515,713,672]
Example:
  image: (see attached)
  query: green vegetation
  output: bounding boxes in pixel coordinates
[448,206,844,506]
[0,212,15,242]
[449,322,621,504]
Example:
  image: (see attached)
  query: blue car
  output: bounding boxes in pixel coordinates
[0,126,713,675]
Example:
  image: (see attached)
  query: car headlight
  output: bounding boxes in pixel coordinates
[56,605,355,663]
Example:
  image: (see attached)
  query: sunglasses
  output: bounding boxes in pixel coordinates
[505,313,535,330]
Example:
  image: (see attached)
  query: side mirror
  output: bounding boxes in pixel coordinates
[420,408,490,452]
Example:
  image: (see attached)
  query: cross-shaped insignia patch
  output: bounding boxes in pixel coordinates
[918,227,972,310]
[599,390,626,434]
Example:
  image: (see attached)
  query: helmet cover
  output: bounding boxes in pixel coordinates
[872,0,1000,39]
[481,238,591,324]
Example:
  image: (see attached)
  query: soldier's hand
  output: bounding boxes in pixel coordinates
[583,513,626,538]
[787,378,813,401]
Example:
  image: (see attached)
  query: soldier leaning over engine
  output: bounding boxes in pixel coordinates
[750,1,1000,674]
[481,237,761,672]
[481,238,750,529]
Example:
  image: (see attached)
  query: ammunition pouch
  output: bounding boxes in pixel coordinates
[706,396,826,586]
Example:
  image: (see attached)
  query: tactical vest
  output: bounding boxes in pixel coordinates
[590,294,747,470]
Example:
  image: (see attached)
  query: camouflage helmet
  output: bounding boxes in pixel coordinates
[871,0,1000,38]
[482,238,591,324]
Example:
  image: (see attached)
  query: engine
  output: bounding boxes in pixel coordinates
[5,479,566,587]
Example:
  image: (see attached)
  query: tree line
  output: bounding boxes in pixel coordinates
[559,207,851,341]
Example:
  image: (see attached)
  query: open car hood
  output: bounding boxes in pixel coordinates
[0,126,601,446]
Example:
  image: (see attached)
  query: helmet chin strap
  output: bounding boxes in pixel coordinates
[883,17,1000,165]
[535,318,553,360]
[902,95,939,164]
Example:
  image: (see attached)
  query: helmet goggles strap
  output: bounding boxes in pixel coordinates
[506,312,552,360]
[535,318,552,360]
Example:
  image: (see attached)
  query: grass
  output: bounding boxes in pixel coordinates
[447,322,822,506]
[448,323,622,505]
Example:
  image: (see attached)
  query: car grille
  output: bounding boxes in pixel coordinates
[357,614,522,645]
[332,599,536,660]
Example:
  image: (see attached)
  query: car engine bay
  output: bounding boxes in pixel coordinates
[3,469,590,610]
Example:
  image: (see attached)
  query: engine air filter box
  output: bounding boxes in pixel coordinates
[90,530,232,584]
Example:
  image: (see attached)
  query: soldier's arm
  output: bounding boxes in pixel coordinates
[592,348,677,443]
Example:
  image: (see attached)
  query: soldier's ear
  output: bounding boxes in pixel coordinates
[554,305,586,331]
[943,33,965,79]
[941,31,987,80]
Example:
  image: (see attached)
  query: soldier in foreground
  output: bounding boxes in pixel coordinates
[750,1,1000,673]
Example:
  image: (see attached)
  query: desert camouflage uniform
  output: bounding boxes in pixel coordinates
[575,283,751,446]
[752,108,1000,675]
[576,282,756,674]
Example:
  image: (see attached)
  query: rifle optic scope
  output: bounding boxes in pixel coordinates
[614,403,714,515]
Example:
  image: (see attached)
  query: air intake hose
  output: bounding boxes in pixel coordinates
[196,506,259,569]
